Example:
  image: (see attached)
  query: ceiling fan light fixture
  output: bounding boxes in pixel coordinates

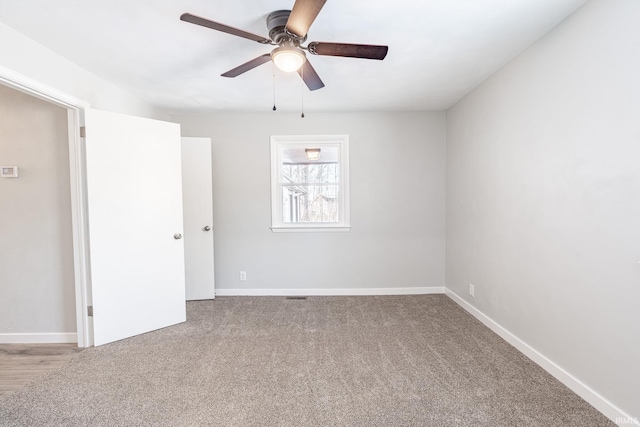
[272,46,306,72]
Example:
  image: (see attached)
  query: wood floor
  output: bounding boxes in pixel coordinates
[0,344,83,397]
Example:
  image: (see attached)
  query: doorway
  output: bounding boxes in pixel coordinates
[0,68,211,348]
[0,84,76,343]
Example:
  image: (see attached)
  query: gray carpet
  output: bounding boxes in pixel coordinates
[0,295,613,426]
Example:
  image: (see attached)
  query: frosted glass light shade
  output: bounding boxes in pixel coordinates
[305,148,321,161]
[272,46,306,72]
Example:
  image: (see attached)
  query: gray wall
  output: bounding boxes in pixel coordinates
[173,112,446,292]
[0,84,76,335]
[446,0,640,418]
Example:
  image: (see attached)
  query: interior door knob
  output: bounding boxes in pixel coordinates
[203,226,211,231]
[174,233,183,240]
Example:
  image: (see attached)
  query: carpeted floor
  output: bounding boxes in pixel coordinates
[0,295,613,426]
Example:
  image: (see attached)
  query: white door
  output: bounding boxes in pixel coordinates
[85,109,186,346]
[181,137,215,300]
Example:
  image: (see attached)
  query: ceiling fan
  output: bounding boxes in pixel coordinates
[180,0,388,91]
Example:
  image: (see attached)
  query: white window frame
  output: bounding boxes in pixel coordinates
[270,134,350,232]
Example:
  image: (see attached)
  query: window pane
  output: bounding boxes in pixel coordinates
[281,146,339,184]
[282,163,339,184]
[282,185,340,223]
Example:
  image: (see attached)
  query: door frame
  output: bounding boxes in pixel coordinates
[0,65,92,347]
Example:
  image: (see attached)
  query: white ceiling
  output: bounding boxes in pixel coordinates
[0,0,588,115]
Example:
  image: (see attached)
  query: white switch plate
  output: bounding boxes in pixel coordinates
[1,166,18,178]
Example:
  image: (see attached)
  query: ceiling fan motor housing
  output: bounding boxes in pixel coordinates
[267,10,307,45]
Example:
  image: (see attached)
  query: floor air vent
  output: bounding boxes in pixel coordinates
[285,296,308,300]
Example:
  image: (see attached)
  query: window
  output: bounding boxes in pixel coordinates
[270,135,350,232]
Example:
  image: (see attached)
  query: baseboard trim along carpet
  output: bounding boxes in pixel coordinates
[445,288,635,426]
[215,287,445,297]
[0,332,77,344]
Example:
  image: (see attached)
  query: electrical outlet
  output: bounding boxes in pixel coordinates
[239,271,247,281]
[469,284,475,297]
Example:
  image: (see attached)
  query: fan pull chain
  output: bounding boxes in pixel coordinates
[300,66,305,118]
[272,63,277,111]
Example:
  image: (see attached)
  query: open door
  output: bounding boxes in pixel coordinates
[181,137,215,300]
[85,109,186,346]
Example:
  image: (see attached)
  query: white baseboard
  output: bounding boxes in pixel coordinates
[444,288,637,427]
[215,287,445,297]
[0,332,77,344]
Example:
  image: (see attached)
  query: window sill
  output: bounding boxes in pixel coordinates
[271,226,351,233]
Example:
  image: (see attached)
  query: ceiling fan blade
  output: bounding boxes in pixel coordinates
[297,60,325,91]
[285,0,327,38]
[221,54,272,78]
[308,42,388,60]
[181,13,272,44]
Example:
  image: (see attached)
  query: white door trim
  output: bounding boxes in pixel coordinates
[0,66,92,347]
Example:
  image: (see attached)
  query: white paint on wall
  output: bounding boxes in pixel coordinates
[0,21,167,120]
[174,112,446,293]
[446,0,640,420]
[0,84,76,338]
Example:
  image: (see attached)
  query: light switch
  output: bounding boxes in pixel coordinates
[1,166,18,178]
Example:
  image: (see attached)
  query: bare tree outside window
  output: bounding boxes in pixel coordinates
[282,161,339,223]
